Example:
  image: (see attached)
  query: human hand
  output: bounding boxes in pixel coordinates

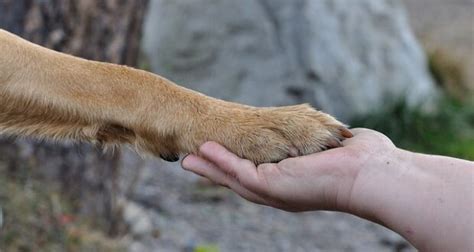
[181,128,396,212]
[183,128,474,251]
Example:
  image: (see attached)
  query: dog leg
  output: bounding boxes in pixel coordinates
[0,29,351,164]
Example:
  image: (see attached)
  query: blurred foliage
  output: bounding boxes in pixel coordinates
[351,98,474,160]
[194,244,220,252]
[428,49,472,101]
[351,47,474,160]
[0,164,126,252]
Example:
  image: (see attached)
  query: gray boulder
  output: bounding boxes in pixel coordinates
[142,0,437,122]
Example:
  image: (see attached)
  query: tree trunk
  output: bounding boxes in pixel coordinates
[0,0,148,236]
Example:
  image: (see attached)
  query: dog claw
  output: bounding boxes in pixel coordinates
[160,154,180,162]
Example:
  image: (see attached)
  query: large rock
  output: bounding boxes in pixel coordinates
[142,0,437,122]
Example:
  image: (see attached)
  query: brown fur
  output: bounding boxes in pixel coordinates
[0,29,351,164]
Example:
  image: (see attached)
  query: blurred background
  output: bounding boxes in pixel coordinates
[0,0,472,251]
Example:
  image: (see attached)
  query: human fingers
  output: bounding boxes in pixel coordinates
[341,128,373,144]
[272,147,346,172]
[341,128,394,149]
[181,154,268,205]
[197,142,264,193]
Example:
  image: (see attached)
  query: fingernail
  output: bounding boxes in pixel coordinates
[181,154,190,168]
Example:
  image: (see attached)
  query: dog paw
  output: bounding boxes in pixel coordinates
[194,104,352,164]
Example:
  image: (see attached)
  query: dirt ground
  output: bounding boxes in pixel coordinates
[403,0,474,92]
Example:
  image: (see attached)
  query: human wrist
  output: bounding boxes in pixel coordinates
[345,146,415,223]
[346,148,473,251]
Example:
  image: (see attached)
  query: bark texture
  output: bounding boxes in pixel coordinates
[0,0,148,236]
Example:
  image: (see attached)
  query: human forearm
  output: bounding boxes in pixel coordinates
[350,149,474,251]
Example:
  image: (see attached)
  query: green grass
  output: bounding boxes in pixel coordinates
[350,98,474,160]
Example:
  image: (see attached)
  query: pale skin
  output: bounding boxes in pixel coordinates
[182,128,474,252]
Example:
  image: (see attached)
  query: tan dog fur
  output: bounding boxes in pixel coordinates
[0,29,351,164]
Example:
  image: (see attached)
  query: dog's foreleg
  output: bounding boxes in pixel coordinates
[0,29,351,164]
[0,29,209,156]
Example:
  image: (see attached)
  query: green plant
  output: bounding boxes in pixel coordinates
[350,98,474,160]
[195,244,220,252]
